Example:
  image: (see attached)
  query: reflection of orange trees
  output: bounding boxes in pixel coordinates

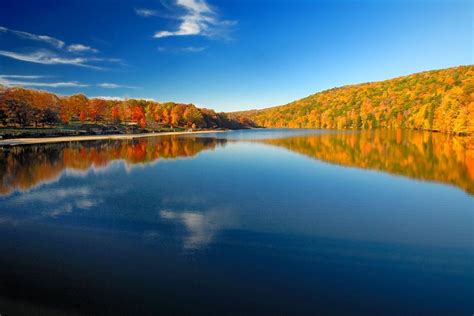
[264,130,474,194]
[0,136,223,195]
[0,146,63,195]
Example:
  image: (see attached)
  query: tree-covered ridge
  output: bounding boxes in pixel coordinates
[0,87,255,132]
[0,136,225,195]
[263,130,474,194]
[233,65,474,135]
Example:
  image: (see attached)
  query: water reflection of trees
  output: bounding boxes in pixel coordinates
[0,136,225,195]
[1,130,473,197]
[264,130,474,195]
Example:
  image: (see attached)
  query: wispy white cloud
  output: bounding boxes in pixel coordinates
[153,0,236,39]
[11,81,88,88]
[157,45,206,53]
[1,26,99,53]
[67,44,98,53]
[182,46,206,52]
[92,96,156,102]
[135,8,159,17]
[0,50,103,69]
[0,75,139,89]
[93,96,125,101]
[0,75,89,88]
[0,26,65,48]
[98,82,139,89]
[88,57,123,65]
[97,83,120,89]
[0,74,49,79]
[135,7,177,19]
[0,26,120,69]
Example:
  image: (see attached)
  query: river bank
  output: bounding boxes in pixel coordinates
[0,130,225,146]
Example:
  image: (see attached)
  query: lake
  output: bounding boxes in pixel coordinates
[0,129,473,315]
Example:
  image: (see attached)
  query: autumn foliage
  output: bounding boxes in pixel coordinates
[233,65,474,135]
[0,86,253,130]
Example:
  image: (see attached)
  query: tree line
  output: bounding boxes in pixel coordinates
[232,65,474,135]
[2,65,472,135]
[0,87,255,130]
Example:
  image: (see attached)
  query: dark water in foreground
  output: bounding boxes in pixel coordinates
[0,129,473,315]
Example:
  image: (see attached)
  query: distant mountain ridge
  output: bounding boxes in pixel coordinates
[231,65,474,135]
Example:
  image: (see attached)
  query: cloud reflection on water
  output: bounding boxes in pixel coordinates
[160,208,236,250]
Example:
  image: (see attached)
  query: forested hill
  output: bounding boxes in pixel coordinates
[231,65,474,135]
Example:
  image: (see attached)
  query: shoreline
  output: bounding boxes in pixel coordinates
[0,130,225,146]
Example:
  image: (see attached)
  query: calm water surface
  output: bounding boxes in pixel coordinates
[0,129,473,315]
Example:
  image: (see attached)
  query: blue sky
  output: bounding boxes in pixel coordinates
[0,0,472,111]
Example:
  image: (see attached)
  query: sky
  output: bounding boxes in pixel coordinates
[0,0,472,112]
